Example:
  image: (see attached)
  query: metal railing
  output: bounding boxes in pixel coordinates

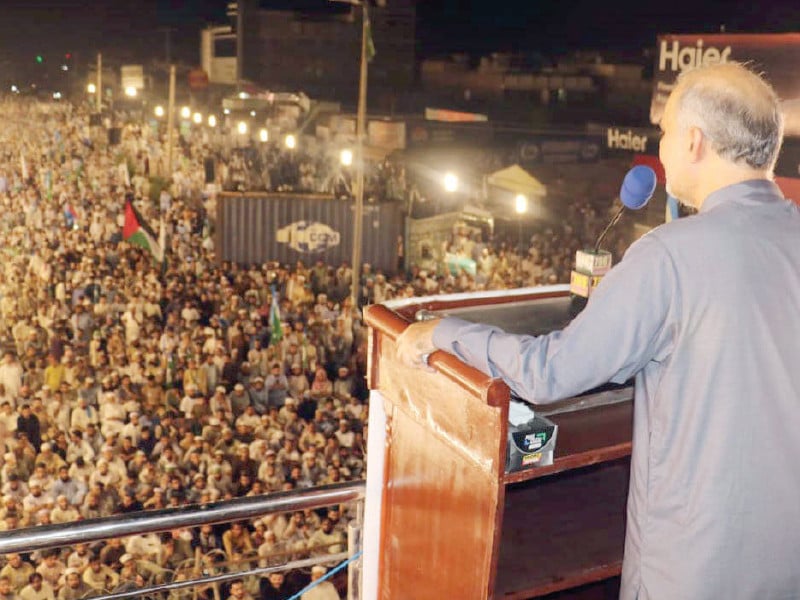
[0,481,366,600]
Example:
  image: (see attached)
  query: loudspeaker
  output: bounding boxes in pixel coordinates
[204,157,216,183]
[108,127,121,145]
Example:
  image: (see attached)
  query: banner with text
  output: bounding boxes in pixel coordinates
[651,33,800,137]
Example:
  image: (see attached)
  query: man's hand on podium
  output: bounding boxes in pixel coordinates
[396,318,440,372]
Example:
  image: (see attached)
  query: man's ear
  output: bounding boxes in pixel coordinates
[687,126,706,163]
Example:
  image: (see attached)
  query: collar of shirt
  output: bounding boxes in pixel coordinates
[701,178,785,213]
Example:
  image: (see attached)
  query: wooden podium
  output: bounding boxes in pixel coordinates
[364,287,633,599]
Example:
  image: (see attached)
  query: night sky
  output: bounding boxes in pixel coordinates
[0,0,797,70]
[416,0,800,58]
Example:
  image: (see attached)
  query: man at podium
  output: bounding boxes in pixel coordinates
[398,62,800,600]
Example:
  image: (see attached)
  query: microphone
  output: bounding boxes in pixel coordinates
[570,166,657,308]
[594,165,656,253]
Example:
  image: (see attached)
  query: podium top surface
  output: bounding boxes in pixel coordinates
[425,294,574,337]
[383,285,574,331]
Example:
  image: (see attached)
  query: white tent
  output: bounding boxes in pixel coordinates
[487,164,547,198]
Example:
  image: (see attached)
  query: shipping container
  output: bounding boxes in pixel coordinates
[216,192,404,274]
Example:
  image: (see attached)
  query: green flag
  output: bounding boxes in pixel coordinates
[365,8,376,62]
[269,287,283,346]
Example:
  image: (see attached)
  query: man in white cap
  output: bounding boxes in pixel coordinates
[116,553,138,585]
[119,411,143,445]
[35,443,64,475]
[300,565,340,600]
[228,383,251,418]
[21,482,52,520]
[49,494,79,525]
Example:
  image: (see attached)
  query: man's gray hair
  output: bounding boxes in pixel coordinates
[676,62,784,171]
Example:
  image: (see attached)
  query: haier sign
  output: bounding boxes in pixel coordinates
[650,33,800,137]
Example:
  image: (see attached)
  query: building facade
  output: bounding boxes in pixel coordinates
[238,0,415,104]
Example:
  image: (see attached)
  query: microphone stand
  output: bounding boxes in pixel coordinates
[594,205,625,253]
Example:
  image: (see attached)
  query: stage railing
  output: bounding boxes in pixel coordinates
[0,481,365,600]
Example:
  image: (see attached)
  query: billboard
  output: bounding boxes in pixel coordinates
[515,135,602,165]
[587,123,660,156]
[651,33,800,137]
[120,65,144,90]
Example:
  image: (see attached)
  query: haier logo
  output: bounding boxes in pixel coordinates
[276,221,341,253]
[658,39,732,72]
[607,128,648,152]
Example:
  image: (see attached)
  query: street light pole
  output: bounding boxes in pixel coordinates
[96,53,102,113]
[350,1,368,308]
[167,65,176,176]
[158,27,173,64]
[236,0,245,91]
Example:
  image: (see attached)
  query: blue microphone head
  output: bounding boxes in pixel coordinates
[620,165,657,210]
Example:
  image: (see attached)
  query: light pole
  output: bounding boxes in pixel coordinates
[352,1,369,308]
[237,0,244,91]
[157,26,173,64]
[96,53,102,113]
[332,0,369,308]
[167,65,176,175]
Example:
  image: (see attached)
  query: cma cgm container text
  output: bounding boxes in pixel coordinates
[216,193,403,274]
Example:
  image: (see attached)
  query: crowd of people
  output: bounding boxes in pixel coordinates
[0,92,641,600]
[195,111,409,210]
[0,98,376,600]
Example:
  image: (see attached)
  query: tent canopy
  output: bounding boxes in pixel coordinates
[487,164,547,198]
